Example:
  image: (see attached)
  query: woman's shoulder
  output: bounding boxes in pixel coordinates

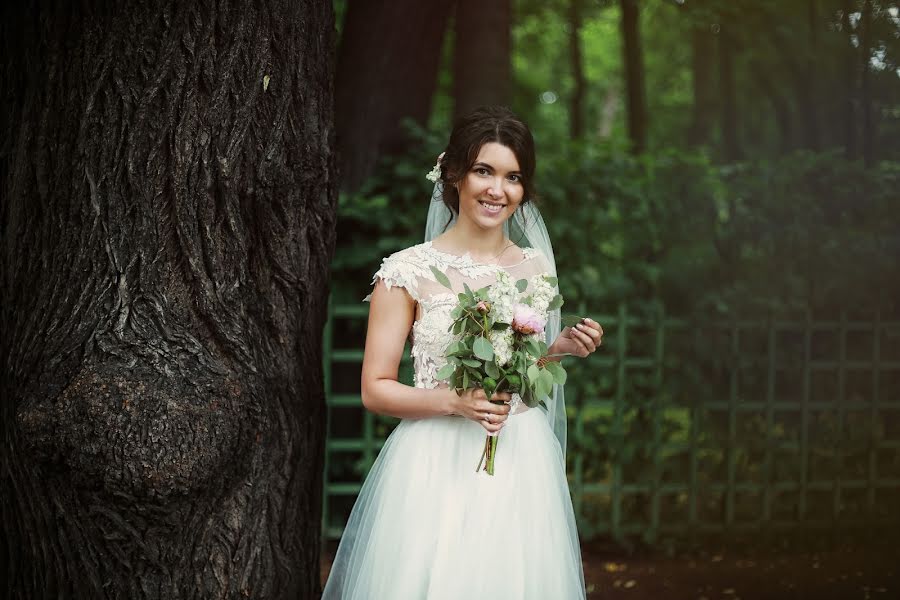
[378,242,433,267]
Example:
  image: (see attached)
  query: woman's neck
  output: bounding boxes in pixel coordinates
[437,219,511,262]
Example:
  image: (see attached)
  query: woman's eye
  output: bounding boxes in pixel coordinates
[507,174,521,183]
[475,167,489,176]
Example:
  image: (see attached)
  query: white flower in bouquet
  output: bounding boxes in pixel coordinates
[528,274,556,315]
[488,329,514,367]
[487,271,516,323]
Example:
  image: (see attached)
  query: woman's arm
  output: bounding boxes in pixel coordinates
[360,279,458,418]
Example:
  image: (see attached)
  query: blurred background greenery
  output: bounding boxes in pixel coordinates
[323,0,900,547]
[331,0,898,319]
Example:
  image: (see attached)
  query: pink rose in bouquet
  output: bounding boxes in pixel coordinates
[511,304,546,336]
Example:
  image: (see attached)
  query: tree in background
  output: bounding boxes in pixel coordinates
[686,0,717,148]
[453,0,514,120]
[620,0,648,153]
[336,0,453,191]
[568,0,588,139]
[1,1,336,597]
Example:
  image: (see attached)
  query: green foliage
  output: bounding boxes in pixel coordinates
[537,142,899,317]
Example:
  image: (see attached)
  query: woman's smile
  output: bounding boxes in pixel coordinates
[478,199,507,215]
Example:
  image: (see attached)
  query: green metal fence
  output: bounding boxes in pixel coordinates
[322,302,900,544]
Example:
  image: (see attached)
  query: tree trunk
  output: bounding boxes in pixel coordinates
[804,0,821,150]
[749,61,794,154]
[860,0,874,166]
[841,0,858,159]
[717,19,741,161]
[453,0,513,120]
[689,20,717,147]
[0,1,337,599]
[620,0,648,154]
[568,0,587,140]
[336,0,452,192]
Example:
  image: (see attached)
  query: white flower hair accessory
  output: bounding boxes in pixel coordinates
[425,152,445,183]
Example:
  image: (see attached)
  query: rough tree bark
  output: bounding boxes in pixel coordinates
[620,0,648,154]
[336,0,453,192]
[0,1,336,598]
[453,0,512,121]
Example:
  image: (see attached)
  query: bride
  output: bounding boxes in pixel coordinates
[322,106,603,599]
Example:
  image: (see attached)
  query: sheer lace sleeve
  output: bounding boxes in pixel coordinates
[363,249,423,302]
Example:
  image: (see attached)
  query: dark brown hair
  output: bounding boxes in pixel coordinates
[438,106,536,217]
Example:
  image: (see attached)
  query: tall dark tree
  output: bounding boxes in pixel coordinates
[336,0,453,191]
[717,16,742,160]
[620,0,648,153]
[760,2,822,151]
[748,59,795,153]
[568,0,588,139]
[1,1,336,598]
[860,0,875,166]
[688,18,717,147]
[453,0,513,120]
[804,0,821,150]
[841,0,859,159]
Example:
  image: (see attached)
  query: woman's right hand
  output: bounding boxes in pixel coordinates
[451,388,512,434]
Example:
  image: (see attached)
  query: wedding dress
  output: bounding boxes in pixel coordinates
[322,241,586,600]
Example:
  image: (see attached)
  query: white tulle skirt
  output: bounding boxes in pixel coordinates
[322,407,586,599]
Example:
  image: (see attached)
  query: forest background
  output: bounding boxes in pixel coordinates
[332,0,899,319]
[324,0,900,549]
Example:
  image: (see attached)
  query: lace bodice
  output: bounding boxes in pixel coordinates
[365,241,553,389]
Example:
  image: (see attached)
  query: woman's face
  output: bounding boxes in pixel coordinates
[456,142,525,231]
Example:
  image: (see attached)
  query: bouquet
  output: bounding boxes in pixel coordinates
[430,266,571,475]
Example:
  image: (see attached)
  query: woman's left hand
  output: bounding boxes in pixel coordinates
[550,317,603,358]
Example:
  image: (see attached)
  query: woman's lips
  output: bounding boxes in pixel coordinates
[478,200,506,215]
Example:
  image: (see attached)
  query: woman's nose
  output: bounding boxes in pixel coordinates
[487,180,504,198]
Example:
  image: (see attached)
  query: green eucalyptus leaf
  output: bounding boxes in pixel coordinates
[484,360,501,380]
[526,363,541,384]
[544,361,567,385]
[543,275,558,287]
[548,294,564,310]
[473,337,495,361]
[536,369,555,398]
[561,314,586,327]
[435,363,456,380]
[461,358,482,368]
[516,279,528,292]
[430,266,453,289]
